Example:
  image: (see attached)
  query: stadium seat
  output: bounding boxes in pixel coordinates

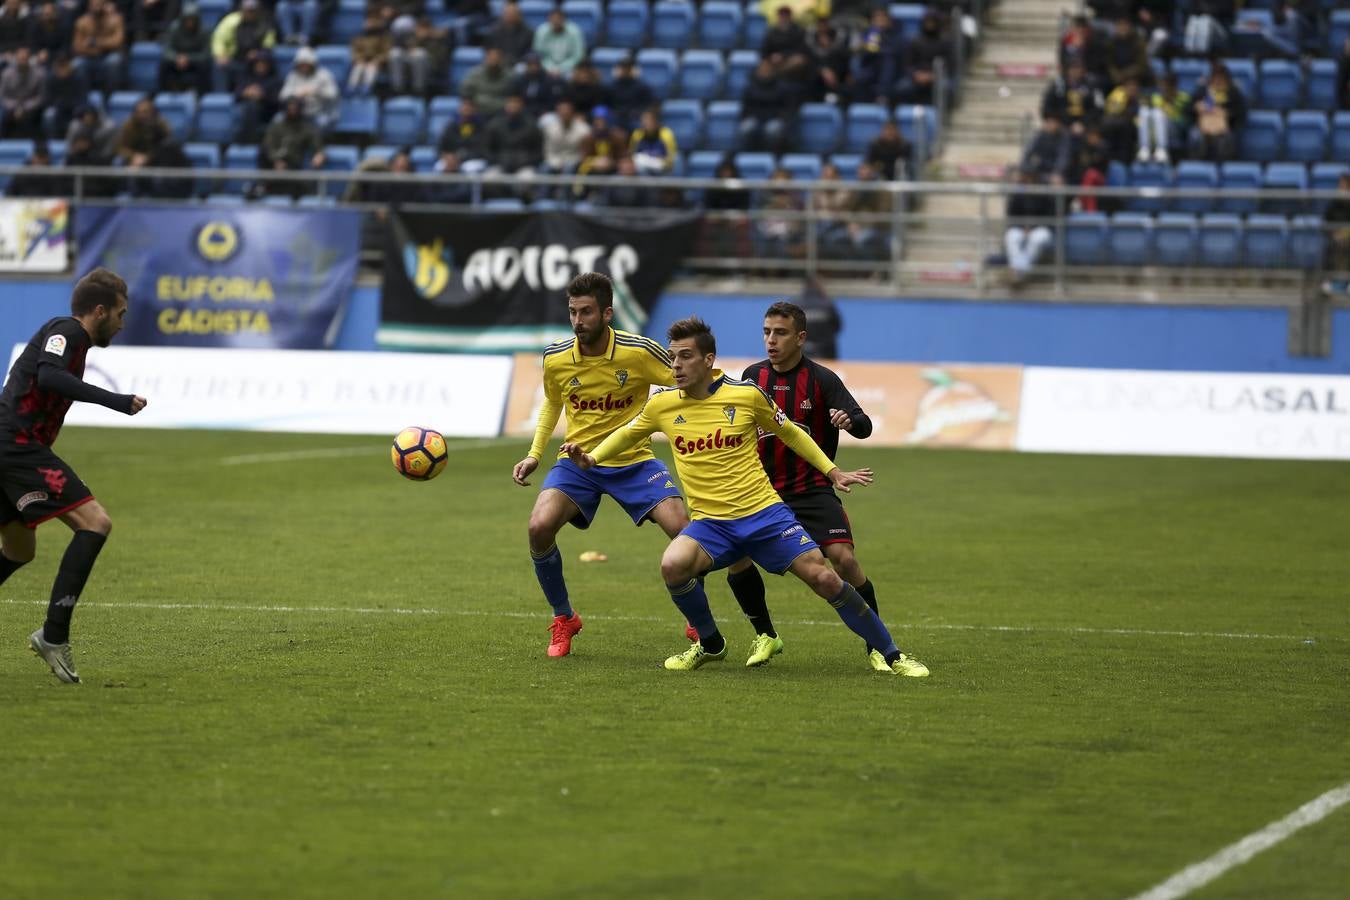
[204,193,247,205]
[1307,59,1338,111]
[699,1,744,51]
[560,0,602,46]
[1152,213,1198,267]
[271,44,298,75]
[0,139,33,191]
[334,96,379,136]
[888,3,925,37]
[661,99,704,152]
[450,46,484,92]
[1173,160,1218,214]
[743,8,766,49]
[1242,214,1288,268]
[829,153,863,179]
[590,47,627,84]
[1289,216,1325,269]
[316,45,353,88]
[483,197,526,210]
[678,50,725,101]
[651,1,696,49]
[704,100,741,152]
[1284,111,1328,163]
[1257,60,1301,111]
[1198,214,1243,268]
[1109,212,1153,266]
[107,91,141,128]
[796,103,842,154]
[1127,161,1170,213]
[1331,112,1350,162]
[154,93,196,143]
[195,93,239,145]
[1230,10,1273,57]
[183,142,220,196]
[362,144,399,164]
[531,197,567,211]
[46,140,65,165]
[1221,58,1258,100]
[329,3,365,43]
[1065,213,1108,265]
[1219,161,1263,215]
[636,48,678,100]
[518,0,552,30]
[222,144,259,193]
[1311,163,1348,212]
[128,42,161,93]
[605,0,650,49]
[428,95,459,144]
[316,145,359,197]
[686,149,723,180]
[1171,59,1208,93]
[725,50,758,100]
[780,152,822,182]
[1262,162,1309,216]
[381,97,426,146]
[1239,111,1284,163]
[895,105,938,162]
[732,151,776,181]
[298,194,336,207]
[410,145,439,172]
[844,104,887,154]
[1330,10,1350,56]
[196,0,228,30]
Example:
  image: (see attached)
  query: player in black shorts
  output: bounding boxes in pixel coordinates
[0,268,148,683]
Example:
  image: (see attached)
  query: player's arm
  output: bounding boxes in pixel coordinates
[752,389,872,492]
[35,329,144,414]
[820,367,873,438]
[562,397,660,469]
[513,360,564,485]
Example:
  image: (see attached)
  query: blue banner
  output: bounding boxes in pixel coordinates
[76,205,360,349]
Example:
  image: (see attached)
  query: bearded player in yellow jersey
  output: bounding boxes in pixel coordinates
[563,317,929,676]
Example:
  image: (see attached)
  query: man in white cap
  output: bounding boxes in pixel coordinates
[280,44,338,131]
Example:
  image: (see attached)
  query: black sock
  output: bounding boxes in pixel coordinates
[43,530,106,645]
[700,629,725,654]
[0,551,28,587]
[857,579,878,615]
[727,566,774,637]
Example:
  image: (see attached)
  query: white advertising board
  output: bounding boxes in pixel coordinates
[8,345,513,436]
[1017,366,1350,460]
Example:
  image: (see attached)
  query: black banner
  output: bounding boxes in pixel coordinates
[379,210,699,353]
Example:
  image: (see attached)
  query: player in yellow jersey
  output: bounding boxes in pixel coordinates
[562,316,929,676]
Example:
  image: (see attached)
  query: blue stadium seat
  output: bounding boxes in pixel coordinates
[329,4,365,43]
[726,49,758,100]
[531,197,567,211]
[704,100,741,151]
[46,140,65,165]
[107,91,141,128]
[260,194,295,206]
[744,7,766,49]
[797,103,842,154]
[484,197,526,210]
[780,152,821,182]
[317,145,359,197]
[1289,216,1325,269]
[316,45,352,88]
[686,149,723,179]
[1307,59,1338,111]
[1331,112,1350,162]
[128,42,161,93]
[410,145,439,172]
[450,46,483,92]
[428,95,459,144]
[1198,213,1243,268]
[1152,213,1198,267]
[196,0,228,30]
[699,1,744,51]
[195,93,239,145]
[1262,162,1308,216]
[381,97,426,145]
[651,0,695,49]
[678,49,725,101]
[1284,111,1328,163]
[1242,214,1288,268]
[204,193,247,205]
[154,93,196,143]
[1330,10,1350,56]
[1109,213,1153,266]
[518,0,553,31]
[733,151,776,181]
[888,3,925,37]
[222,144,259,193]
[1065,213,1108,265]
[0,139,33,191]
[1239,110,1283,162]
[271,45,297,75]
[829,153,863,178]
[1173,160,1218,214]
[661,99,704,151]
[183,142,220,196]
[1219,161,1262,215]
[1230,10,1273,57]
[1171,59,1208,93]
[590,47,627,84]
[605,0,650,49]
[636,48,678,100]
[1311,163,1348,212]
[561,0,602,46]
[1221,58,1258,100]
[298,194,336,207]
[1127,161,1170,213]
[1257,59,1301,111]
[362,144,398,164]
[895,105,939,162]
[335,96,379,135]
[844,104,887,154]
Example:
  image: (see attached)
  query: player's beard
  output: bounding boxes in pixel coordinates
[576,322,605,348]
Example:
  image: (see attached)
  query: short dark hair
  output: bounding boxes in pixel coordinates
[566,271,613,310]
[71,267,127,316]
[764,301,807,333]
[667,316,716,355]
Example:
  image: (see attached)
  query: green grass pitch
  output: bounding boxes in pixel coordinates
[1,427,1348,899]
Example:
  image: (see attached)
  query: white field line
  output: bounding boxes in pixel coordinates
[0,598,1329,642]
[218,438,509,466]
[1127,781,1350,900]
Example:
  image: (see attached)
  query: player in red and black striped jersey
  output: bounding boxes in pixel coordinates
[0,268,148,684]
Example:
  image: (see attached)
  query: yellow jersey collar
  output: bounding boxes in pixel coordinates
[572,326,617,362]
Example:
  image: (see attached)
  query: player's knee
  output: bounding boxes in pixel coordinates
[526,515,558,549]
[77,503,113,536]
[660,555,690,584]
[2,538,35,563]
[813,565,843,597]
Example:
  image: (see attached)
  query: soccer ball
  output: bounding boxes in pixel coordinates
[391,426,448,481]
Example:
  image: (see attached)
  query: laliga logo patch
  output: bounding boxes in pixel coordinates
[403,237,454,301]
[195,222,240,263]
[615,369,629,388]
[16,491,47,511]
[722,406,736,425]
[43,334,67,357]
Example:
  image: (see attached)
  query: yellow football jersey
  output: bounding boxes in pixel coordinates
[528,327,674,468]
[590,370,839,519]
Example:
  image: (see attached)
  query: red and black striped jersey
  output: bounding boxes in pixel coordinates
[743,356,873,495]
[0,317,92,447]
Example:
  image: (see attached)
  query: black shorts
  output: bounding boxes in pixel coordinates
[0,440,94,529]
[782,489,853,547]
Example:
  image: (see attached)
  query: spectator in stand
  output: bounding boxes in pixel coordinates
[701,154,750,257]
[563,58,608,119]
[515,52,565,119]
[847,6,901,105]
[1133,0,1173,57]
[27,2,72,68]
[160,4,211,94]
[261,96,326,197]
[740,57,796,154]
[1182,1,1230,57]
[211,0,275,92]
[0,0,28,65]
[139,138,194,199]
[66,105,118,160]
[1141,71,1190,163]
[388,14,446,98]
[431,151,474,204]
[487,1,533,67]
[754,168,804,265]
[1041,59,1101,138]
[629,107,676,175]
[460,45,513,119]
[236,49,281,143]
[116,95,170,170]
[608,54,653,133]
[442,0,489,48]
[133,0,178,43]
[1022,113,1071,181]
[865,119,911,181]
[1100,76,1142,163]
[1070,124,1116,214]
[7,142,67,197]
[813,162,851,259]
[73,0,127,92]
[275,0,318,48]
[437,97,490,172]
[762,5,809,82]
[895,11,949,105]
[1060,15,1106,86]
[600,155,651,209]
[1105,17,1150,92]
[1189,63,1245,163]
[575,105,629,182]
[65,130,118,197]
[44,56,89,140]
[533,7,585,79]
[1003,169,1055,286]
[540,98,590,174]
[832,161,892,263]
[0,46,46,139]
[280,45,338,131]
[1325,173,1350,294]
[1260,2,1312,60]
[348,9,391,95]
[485,93,543,175]
[807,20,850,104]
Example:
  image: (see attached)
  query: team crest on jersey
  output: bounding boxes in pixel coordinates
[673,415,686,424]
[722,406,736,424]
[43,334,67,357]
[800,399,813,411]
[569,376,581,387]
[15,491,47,511]
[615,369,629,388]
